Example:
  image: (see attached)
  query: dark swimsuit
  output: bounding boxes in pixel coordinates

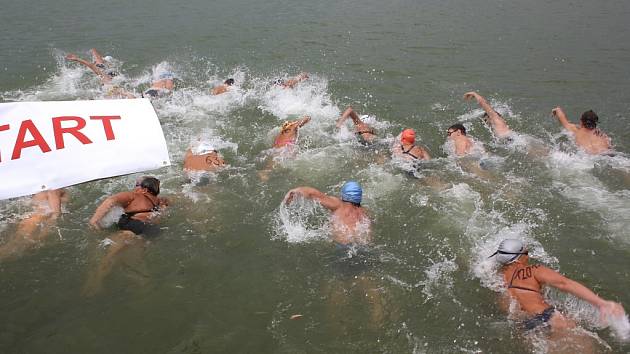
[401,144,421,160]
[508,265,556,330]
[95,63,118,78]
[117,194,161,238]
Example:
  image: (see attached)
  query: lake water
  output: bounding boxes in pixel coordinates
[1,0,630,352]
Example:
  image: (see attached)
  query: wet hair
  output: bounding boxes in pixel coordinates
[448,123,467,135]
[580,110,599,130]
[140,177,160,196]
[224,78,235,86]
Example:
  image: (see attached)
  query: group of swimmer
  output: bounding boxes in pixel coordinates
[64,48,309,99]
[0,48,625,351]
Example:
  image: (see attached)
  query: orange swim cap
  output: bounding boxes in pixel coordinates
[401,129,415,144]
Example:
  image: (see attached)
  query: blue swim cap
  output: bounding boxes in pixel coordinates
[341,181,362,205]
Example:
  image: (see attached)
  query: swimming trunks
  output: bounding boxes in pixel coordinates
[117,213,160,238]
[522,306,555,330]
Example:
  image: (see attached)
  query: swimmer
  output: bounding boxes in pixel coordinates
[258,116,311,181]
[273,72,309,89]
[464,91,512,138]
[551,107,612,155]
[336,106,377,144]
[273,116,311,148]
[65,49,117,84]
[490,239,625,351]
[143,71,176,98]
[211,78,235,95]
[0,189,68,261]
[84,176,168,295]
[183,142,226,172]
[285,181,383,331]
[284,181,371,246]
[446,123,475,156]
[391,128,431,161]
[65,50,136,98]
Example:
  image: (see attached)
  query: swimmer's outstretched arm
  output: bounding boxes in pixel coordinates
[284,187,342,211]
[66,53,108,81]
[284,72,309,88]
[88,192,134,229]
[535,266,626,321]
[551,107,578,133]
[464,91,510,137]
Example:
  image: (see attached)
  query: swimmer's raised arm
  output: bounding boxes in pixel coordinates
[551,107,578,133]
[535,266,626,320]
[297,116,311,127]
[284,187,342,211]
[89,192,135,229]
[336,107,353,128]
[336,106,363,129]
[464,91,510,137]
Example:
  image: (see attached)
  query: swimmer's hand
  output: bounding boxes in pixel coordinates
[88,219,101,231]
[551,107,565,118]
[599,301,626,323]
[463,91,479,101]
[65,53,78,61]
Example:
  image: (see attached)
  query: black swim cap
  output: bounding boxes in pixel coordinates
[140,177,160,196]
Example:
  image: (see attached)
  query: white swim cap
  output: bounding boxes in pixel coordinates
[193,142,216,155]
[103,55,113,61]
[360,114,369,121]
[489,239,528,265]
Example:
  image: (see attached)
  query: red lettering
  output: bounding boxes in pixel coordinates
[12,120,52,160]
[52,116,92,149]
[0,124,9,162]
[90,116,121,140]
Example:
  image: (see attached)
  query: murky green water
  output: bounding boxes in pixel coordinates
[1,0,629,352]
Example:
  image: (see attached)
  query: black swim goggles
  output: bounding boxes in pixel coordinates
[488,250,529,258]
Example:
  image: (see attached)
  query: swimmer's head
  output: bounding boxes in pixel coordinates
[359,114,369,121]
[341,181,362,206]
[139,176,160,196]
[580,110,599,130]
[401,128,416,144]
[273,79,285,86]
[447,123,467,137]
[224,78,235,86]
[489,239,528,265]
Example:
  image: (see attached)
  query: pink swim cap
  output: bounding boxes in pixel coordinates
[401,129,415,144]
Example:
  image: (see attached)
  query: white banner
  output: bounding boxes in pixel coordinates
[0,99,171,200]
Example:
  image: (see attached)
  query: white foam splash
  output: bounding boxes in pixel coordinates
[274,195,330,243]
